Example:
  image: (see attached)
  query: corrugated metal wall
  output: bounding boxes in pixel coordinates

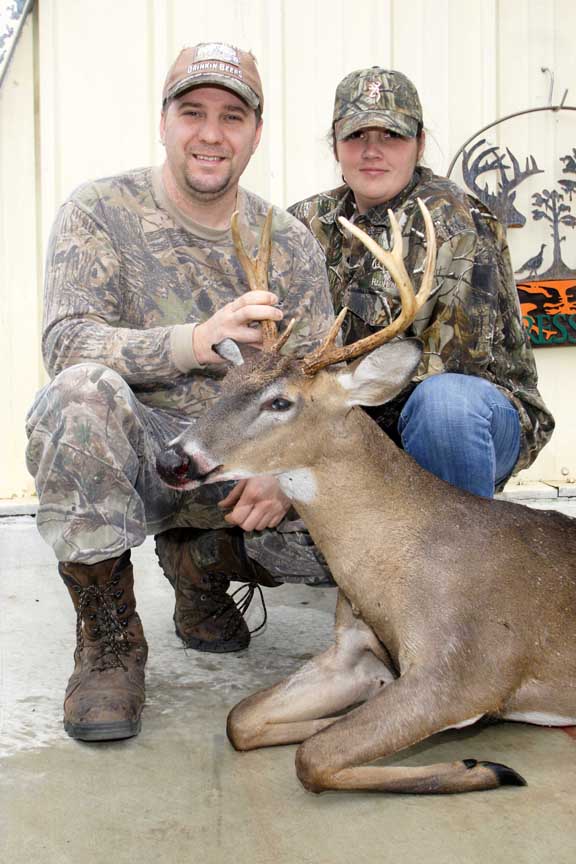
[0,11,41,499]
[1,0,575,497]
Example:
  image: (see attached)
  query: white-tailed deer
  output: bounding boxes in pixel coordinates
[156,203,576,795]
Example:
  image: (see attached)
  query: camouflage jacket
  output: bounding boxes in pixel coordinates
[43,167,334,417]
[289,168,554,473]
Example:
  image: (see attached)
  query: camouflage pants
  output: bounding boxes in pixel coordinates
[25,363,333,584]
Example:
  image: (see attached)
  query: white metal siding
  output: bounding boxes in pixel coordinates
[1,0,574,496]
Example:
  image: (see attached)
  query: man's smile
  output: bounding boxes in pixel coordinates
[192,153,227,163]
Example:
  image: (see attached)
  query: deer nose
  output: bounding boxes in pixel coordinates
[156,445,195,486]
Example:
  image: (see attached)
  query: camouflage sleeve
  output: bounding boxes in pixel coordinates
[480,228,555,469]
[413,229,496,375]
[412,225,554,469]
[270,215,335,355]
[42,201,191,382]
[413,224,533,379]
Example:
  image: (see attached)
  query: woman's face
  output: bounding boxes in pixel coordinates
[336,127,425,214]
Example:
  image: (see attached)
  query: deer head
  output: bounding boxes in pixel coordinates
[156,201,436,491]
[461,139,543,227]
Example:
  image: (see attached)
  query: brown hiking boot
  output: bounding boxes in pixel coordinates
[59,551,147,741]
[155,528,278,654]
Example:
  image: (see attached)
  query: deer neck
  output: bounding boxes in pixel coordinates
[278,408,428,588]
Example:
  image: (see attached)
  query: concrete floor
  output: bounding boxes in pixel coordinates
[1,501,575,864]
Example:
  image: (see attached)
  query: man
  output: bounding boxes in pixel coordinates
[26,42,334,743]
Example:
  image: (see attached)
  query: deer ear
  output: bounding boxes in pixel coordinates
[336,339,422,407]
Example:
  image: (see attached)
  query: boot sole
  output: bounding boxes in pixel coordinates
[175,625,249,653]
[64,718,141,741]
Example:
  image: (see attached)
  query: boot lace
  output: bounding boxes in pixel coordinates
[75,583,131,671]
[229,582,268,638]
[178,580,268,641]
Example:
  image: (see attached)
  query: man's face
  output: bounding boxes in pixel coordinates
[160,86,262,203]
[336,127,425,213]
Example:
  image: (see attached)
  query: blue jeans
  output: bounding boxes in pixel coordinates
[398,374,521,498]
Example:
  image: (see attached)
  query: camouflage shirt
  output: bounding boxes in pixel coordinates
[289,168,554,472]
[43,167,334,417]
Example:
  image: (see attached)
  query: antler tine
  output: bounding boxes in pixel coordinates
[302,198,436,376]
[299,307,349,373]
[231,211,257,291]
[317,306,349,353]
[231,207,278,351]
[255,207,273,288]
[272,317,296,352]
[254,209,277,349]
[416,198,437,308]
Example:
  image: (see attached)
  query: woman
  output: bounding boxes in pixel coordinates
[288,67,554,497]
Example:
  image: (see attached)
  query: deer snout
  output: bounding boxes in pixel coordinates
[156,444,194,487]
[156,443,222,489]
[155,446,205,487]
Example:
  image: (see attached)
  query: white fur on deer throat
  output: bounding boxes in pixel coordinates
[278,468,318,503]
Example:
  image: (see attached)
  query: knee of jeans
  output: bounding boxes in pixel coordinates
[400,375,457,432]
[400,374,494,434]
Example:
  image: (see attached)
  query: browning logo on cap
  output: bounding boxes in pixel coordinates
[333,67,422,141]
[365,80,383,102]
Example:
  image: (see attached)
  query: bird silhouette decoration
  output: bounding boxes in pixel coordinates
[515,243,546,279]
[560,149,576,174]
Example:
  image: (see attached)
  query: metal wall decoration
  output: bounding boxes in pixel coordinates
[461,139,543,228]
[448,97,576,347]
[514,150,576,346]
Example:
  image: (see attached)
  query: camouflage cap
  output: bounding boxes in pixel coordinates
[333,68,422,141]
[162,42,264,112]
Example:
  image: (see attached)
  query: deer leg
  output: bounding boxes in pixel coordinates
[227,591,395,750]
[295,670,526,795]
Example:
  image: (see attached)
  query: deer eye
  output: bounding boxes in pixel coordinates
[261,397,293,412]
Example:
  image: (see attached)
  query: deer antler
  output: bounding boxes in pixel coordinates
[231,207,280,352]
[301,198,436,376]
[502,148,543,195]
[461,140,544,227]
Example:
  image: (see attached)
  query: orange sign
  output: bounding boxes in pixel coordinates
[518,279,576,345]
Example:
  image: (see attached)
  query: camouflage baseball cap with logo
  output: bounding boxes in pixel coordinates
[162,42,264,112]
[333,68,422,141]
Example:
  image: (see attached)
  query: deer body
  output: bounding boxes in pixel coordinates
[291,410,575,717]
[156,202,576,794]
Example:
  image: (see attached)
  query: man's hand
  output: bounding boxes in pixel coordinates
[193,291,283,365]
[218,477,291,532]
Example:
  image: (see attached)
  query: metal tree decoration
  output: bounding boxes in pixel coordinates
[531,152,576,279]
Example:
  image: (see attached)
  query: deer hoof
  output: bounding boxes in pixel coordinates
[466,759,527,787]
